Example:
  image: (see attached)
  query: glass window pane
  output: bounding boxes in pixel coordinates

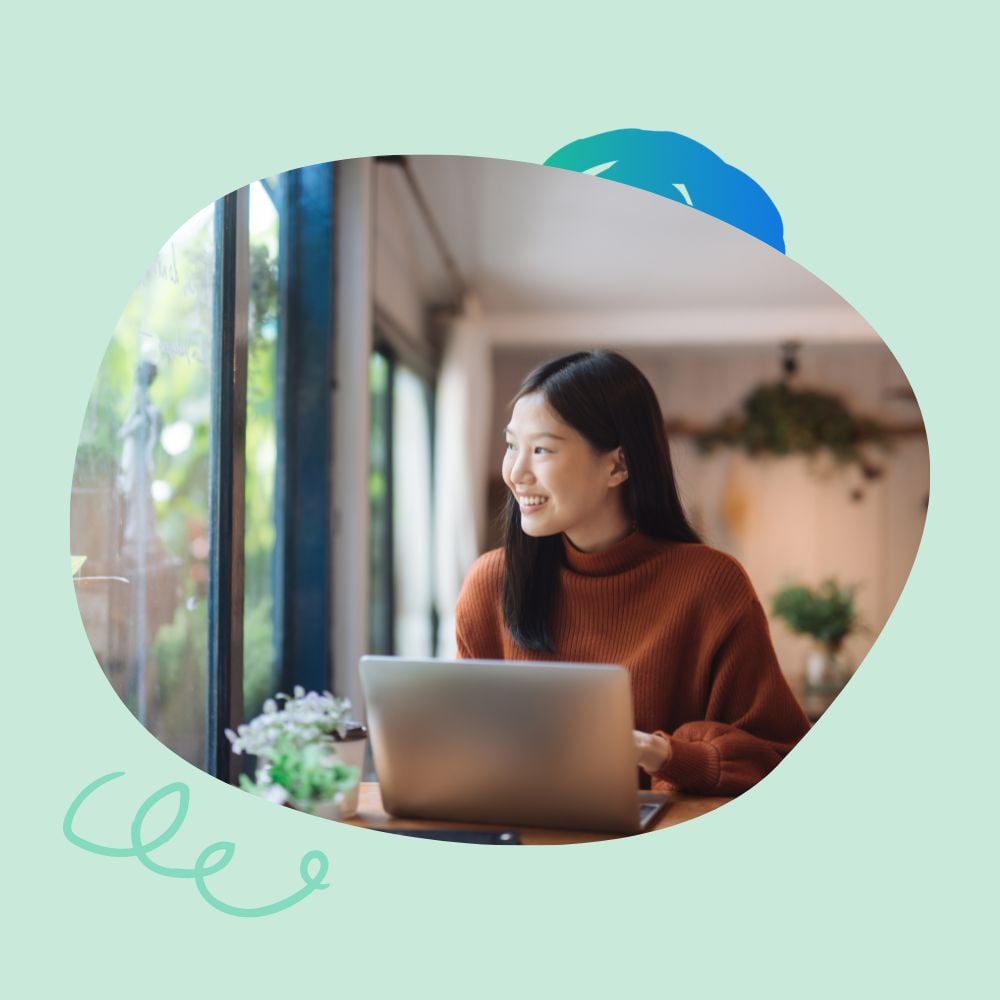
[71,204,217,767]
[368,351,391,654]
[392,366,434,656]
[243,179,280,717]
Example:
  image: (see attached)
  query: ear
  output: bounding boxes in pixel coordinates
[608,447,629,488]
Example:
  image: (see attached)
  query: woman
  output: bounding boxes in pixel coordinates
[455,350,810,797]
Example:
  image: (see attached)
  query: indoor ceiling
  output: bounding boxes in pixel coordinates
[385,155,861,318]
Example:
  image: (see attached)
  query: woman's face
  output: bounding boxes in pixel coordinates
[502,392,630,552]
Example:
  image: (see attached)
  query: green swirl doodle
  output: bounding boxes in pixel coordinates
[63,771,330,917]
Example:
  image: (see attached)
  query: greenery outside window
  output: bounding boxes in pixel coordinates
[71,166,335,780]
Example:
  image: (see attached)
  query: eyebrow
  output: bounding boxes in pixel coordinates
[504,426,567,441]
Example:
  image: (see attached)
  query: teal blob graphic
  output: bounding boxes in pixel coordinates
[545,129,785,253]
[64,771,330,918]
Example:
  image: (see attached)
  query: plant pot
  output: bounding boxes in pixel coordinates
[804,648,850,696]
[254,722,368,821]
[326,722,368,820]
[295,794,351,821]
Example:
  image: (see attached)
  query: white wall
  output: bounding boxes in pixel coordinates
[490,341,929,686]
[487,305,878,347]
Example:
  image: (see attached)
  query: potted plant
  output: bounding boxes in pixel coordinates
[226,686,367,819]
[771,579,860,694]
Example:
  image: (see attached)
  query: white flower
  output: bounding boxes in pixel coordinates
[259,783,289,806]
[228,688,354,759]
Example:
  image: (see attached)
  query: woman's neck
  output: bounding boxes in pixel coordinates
[563,512,634,553]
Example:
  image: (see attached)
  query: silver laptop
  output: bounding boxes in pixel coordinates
[359,655,670,835]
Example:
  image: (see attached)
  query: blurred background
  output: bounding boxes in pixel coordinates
[70,156,928,776]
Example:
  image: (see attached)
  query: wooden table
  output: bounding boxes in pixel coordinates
[342,783,732,845]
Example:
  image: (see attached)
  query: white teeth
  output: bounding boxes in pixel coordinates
[518,496,547,506]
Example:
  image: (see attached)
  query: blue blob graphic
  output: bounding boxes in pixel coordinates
[545,129,785,254]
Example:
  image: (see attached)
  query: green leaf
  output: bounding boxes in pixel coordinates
[771,578,859,650]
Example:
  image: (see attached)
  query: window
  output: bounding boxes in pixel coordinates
[243,179,281,720]
[368,349,393,654]
[71,165,336,781]
[391,364,436,656]
[368,338,438,658]
[72,201,218,767]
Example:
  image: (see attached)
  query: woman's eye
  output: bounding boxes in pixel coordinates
[504,441,550,454]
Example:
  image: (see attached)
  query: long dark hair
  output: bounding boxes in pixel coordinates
[502,350,701,653]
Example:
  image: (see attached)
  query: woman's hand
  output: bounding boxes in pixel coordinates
[633,729,672,775]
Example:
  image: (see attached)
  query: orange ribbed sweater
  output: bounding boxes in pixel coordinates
[455,531,810,796]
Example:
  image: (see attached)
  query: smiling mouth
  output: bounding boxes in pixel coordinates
[516,495,549,513]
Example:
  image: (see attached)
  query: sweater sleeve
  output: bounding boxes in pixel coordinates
[454,551,505,660]
[653,597,811,796]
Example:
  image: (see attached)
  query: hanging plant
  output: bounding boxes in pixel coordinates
[693,381,891,471]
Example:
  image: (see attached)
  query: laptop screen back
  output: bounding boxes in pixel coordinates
[360,656,641,834]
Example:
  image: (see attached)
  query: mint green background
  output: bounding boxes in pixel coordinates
[3,2,995,995]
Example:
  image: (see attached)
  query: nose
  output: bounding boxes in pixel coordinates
[509,449,535,484]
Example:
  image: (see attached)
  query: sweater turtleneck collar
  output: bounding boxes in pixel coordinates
[560,529,667,577]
